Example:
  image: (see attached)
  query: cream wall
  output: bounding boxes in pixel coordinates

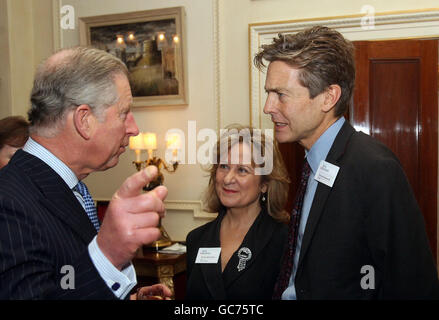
[218,0,439,127]
[0,0,54,118]
[2,0,438,241]
[0,0,12,118]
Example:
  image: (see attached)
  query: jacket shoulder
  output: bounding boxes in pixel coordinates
[349,131,397,159]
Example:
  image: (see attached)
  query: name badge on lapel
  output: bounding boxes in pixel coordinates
[195,247,221,264]
[314,160,340,187]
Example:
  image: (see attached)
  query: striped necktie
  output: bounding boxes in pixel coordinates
[273,158,311,299]
[74,181,100,232]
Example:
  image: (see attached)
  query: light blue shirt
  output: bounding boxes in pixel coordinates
[23,138,137,299]
[282,117,345,300]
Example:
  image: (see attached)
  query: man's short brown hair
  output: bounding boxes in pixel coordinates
[254,26,355,117]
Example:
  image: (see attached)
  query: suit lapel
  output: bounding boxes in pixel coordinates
[199,213,227,300]
[13,150,97,244]
[39,193,97,244]
[297,122,355,270]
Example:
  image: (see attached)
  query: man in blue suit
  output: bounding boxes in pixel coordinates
[0,47,170,299]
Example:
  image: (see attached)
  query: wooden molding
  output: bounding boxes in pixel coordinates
[94,198,217,219]
[164,200,217,219]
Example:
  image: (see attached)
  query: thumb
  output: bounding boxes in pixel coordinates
[114,166,158,199]
[149,185,168,201]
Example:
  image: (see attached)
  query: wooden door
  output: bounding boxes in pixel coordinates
[353,39,437,259]
[280,39,438,260]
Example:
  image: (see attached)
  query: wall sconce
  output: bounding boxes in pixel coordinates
[166,132,182,163]
[129,132,179,191]
[129,132,180,249]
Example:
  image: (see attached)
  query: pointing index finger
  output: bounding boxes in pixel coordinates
[114,166,158,199]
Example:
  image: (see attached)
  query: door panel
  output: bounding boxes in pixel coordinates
[353,39,437,259]
[369,59,420,194]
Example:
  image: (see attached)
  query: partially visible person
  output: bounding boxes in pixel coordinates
[186,125,290,300]
[0,47,168,299]
[254,26,439,299]
[0,116,29,169]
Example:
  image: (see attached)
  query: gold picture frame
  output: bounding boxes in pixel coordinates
[79,7,188,108]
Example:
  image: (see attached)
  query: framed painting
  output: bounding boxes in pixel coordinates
[79,7,188,107]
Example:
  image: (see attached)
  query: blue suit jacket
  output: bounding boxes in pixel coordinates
[0,150,116,299]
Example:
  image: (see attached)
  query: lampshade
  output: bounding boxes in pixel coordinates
[166,133,182,150]
[129,134,146,150]
[143,132,157,150]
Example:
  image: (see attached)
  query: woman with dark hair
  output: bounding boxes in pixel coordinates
[0,116,29,169]
[185,124,290,299]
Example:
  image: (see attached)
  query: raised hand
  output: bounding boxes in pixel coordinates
[96,166,168,270]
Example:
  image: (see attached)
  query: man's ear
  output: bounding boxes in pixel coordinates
[321,84,342,113]
[73,105,94,140]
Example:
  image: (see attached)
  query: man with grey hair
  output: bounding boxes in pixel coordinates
[0,47,171,299]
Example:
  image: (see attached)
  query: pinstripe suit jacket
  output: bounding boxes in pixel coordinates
[0,150,116,299]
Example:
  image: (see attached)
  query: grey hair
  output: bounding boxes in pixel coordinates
[28,46,128,136]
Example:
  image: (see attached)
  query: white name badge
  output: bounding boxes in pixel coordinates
[314,160,340,187]
[195,247,221,264]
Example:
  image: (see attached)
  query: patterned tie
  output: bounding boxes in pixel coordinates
[74,181,100,232]
[273,158,311,299]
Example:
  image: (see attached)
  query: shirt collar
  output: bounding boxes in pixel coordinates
[305,117,345,174]
[23,137,79,189]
